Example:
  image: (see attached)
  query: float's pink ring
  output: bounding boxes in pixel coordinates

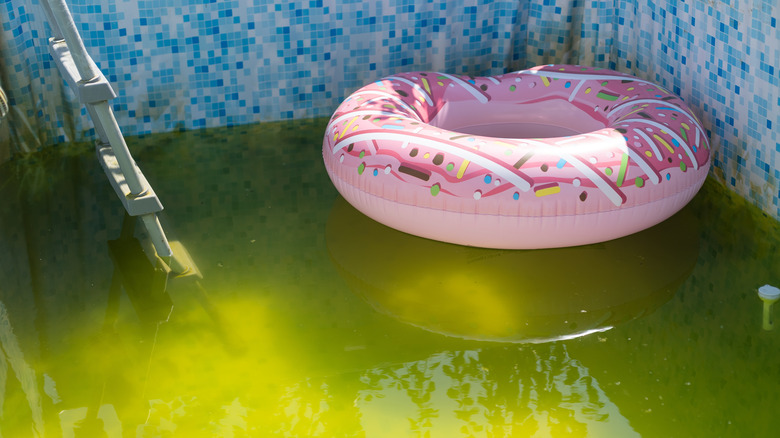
[322,64,710,249]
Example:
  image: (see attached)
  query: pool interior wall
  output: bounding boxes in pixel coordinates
[0,0,779,219]
[0,119,778,437]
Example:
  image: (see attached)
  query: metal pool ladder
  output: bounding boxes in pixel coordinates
[41,0,189,274]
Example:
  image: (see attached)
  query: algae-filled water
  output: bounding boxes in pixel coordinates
[0,118,778,437]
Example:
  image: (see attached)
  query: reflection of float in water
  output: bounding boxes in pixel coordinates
[326,196,700,343]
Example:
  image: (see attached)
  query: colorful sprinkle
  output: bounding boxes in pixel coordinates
[596,90,620,101]
[616,153,629,187]
[653,134,674,153]
[430,183,440,196]
[513,151,534,169]
[534,183,560,197]
[679,127,688,142]
[456,160,470,179]
[399,164,431,181]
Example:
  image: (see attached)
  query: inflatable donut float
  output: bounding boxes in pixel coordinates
[322,64,710,249]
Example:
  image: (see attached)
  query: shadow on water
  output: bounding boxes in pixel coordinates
[326,195,700,343]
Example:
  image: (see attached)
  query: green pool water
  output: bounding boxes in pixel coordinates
[0,118,778,437]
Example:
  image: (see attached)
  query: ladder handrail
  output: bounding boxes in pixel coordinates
[40,0,188,274]
[43,0,145,197]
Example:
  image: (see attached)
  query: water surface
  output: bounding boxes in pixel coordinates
[0,119,778,437]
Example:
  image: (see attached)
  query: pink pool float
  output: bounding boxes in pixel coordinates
[322,64,710,249]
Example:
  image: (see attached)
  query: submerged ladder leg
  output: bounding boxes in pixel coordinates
[41,0,189,274]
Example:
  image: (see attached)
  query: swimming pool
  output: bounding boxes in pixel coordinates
[0,118,778,437]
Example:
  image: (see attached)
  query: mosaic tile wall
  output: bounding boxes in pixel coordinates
[0,0,778,219]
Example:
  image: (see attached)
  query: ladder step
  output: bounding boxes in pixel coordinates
[97,144,163,216]
[48,38,116,104]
